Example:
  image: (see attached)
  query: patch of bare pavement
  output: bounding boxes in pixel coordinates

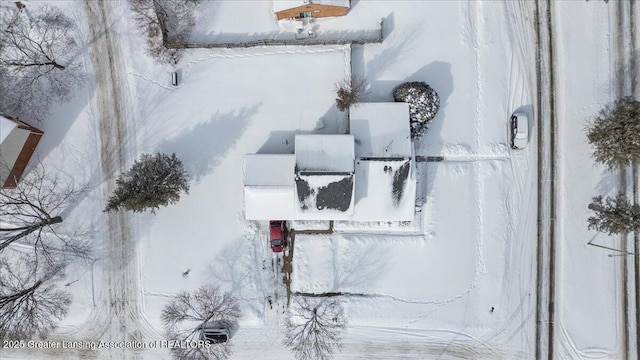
[82,0,146,357]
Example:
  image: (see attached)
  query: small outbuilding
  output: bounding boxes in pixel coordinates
[0,114,43,189]
[273,0,350,20]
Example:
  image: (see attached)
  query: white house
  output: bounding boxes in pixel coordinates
[243,102,415,221]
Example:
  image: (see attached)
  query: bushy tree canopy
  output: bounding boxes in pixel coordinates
[587,194,640,235]
[393,82,440,140]
[586,97,640,169]
[105,153,189,213]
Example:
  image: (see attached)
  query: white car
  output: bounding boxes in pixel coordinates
[510,113,529,149]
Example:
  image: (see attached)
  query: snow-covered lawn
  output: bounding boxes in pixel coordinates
[555,1,622,358]
[2,0,630,359]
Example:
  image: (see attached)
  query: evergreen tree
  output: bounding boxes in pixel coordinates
[587,194,640,235]
[105,153,189,213]
[586,97,640,169]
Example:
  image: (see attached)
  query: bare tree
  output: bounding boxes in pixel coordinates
[161,284,241,360]
[586,97,640,170]
[0,250,71,340]
[283,297,348,360]
[588,194,640,235]
[130,0,202,64]
[0,5,84,121]
[0,161,90,340]
[335,76,369,112]
[0,161,89,258]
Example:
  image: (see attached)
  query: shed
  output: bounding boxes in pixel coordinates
[273,0,350,20]
[0,114,43,189]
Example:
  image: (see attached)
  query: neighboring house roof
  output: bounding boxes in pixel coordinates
[273,0,350,13]
[0,116,17,144]
[0,114,43,189]
[350,102,412,158]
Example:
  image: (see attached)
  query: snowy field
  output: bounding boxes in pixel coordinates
[1,0,631,359]
[554,1,624,359]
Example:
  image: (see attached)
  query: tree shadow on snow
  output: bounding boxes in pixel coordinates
[159,104,260,183]
[205,239,255,296]
[331,239,389,292]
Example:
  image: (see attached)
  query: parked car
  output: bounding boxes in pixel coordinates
[269,220,287,253]
[511,112,529,149]
[198,323,229,344]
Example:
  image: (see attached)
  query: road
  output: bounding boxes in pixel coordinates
[83,0,151,357]
[533,0,557,359]
[614,0,639,358]
[534,1,640,359]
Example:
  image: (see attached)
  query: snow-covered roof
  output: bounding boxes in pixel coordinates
[273,0,350,13]
[0,115,17,144]
[295,135,354,173]
[244,154,296,220]
[295,173,354,218]
[350,102,412,158]
[352,158,415,221]
[244,154,295,186]
[244,186,297,220]
[243,105,417,221]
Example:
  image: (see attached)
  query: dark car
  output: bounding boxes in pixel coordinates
[269,220,287,253]
[198,324,229,344]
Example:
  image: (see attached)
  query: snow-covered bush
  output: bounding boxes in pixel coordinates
[393,82,440,140]
[104,153,189,213]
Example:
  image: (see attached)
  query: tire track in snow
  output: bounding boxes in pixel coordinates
[613,0,638,358]
[81,1,153,356]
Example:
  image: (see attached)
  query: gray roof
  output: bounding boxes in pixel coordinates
[295,173,354,214]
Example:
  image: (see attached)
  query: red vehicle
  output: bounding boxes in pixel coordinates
[269,220,287,253]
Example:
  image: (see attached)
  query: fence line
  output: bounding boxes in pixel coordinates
[156,10,384,49]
